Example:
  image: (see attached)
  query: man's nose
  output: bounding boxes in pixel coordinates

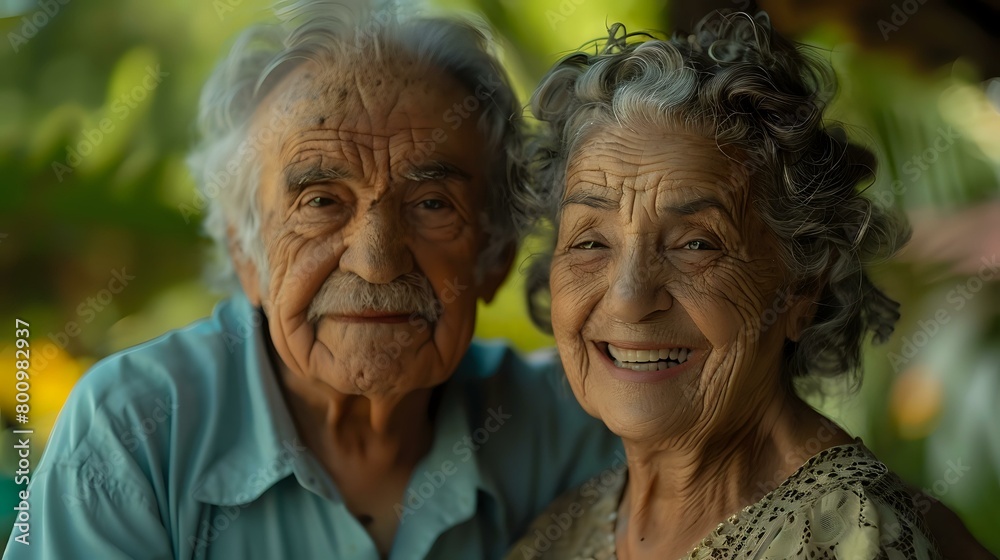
[604,247,673,324]
[339,208,414,284]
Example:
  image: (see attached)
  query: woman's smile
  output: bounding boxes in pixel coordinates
[592,341,703,383]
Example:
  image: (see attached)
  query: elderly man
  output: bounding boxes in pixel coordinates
[2,2,618,559]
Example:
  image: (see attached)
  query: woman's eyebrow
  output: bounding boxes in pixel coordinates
[664,195,742,235]
[664,196,728,216]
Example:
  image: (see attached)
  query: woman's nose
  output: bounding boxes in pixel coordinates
[604,247,673,323]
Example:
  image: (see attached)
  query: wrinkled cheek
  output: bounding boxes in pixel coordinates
[430,284,477,358]
[696,347,739,402]
[414,249,481,356]
[274,236,345,317]
[550,259,606,317]
[668,280,742,389]
[550,274,590,345]
[682,271,760,347]
[550,263,606,398]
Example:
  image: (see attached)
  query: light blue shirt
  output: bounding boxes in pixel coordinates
[4,295,620,559]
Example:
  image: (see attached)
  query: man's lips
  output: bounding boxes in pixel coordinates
[323,312,414,324]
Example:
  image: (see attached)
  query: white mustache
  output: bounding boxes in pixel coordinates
[306,271,441,324]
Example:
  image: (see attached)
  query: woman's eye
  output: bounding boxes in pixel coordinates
[683,239,715,250]
[417,199,449,210]
[574,240,606,250]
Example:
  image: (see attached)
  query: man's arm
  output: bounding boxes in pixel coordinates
[3,462,173,560]
[3,359,176,560]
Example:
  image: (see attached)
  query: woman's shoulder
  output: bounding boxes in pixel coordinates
[769,440,900,505]
[747,441,942,559]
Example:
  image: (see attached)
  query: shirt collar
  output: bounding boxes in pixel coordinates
[191,294,309,506]
[391,347,508,556]
[441,338,512,507]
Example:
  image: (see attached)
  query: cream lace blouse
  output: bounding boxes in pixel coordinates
[507,441,941,559]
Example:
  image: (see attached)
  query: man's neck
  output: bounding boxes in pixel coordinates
[272,349,438,472]
[267,343,440,557]
[263,330,438,466]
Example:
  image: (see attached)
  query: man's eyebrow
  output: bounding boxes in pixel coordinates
[400,161,471,182]
[561,191,619,210]
[284,164,352,194]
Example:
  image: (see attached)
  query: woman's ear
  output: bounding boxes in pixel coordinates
[478,242,517,304]
[785,277,825,342]
[228,226,263,306]
[785,295,817,342]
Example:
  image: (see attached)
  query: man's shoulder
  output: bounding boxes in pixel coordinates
[450,339,621,538]
[452,339,587,423]
[455,339,566,394]
[74,297,248,400]
[450,338,612,453]
[45,296,255,465]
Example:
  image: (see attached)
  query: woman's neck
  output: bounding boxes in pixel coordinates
[614,390,853,560]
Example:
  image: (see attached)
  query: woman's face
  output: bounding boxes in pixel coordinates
[550,125,809,442]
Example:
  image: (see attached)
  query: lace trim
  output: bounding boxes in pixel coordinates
[506,441,941,560]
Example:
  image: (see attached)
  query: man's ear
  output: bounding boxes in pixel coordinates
[478,242,517,304]
[228,226,263,306]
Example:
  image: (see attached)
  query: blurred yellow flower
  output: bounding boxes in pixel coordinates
[0,343,89,447]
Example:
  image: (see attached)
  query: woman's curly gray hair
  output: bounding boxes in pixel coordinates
[187,0,530,291]
[526,11,910,386]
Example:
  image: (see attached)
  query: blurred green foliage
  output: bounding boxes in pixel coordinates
[0,0,997,554]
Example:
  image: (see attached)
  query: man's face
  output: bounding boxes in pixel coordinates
[237,55,508,398]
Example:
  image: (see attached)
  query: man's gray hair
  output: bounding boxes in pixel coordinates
[526,11,910,389]
[187,0,530,291]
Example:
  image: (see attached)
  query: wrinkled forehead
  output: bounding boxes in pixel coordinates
[250,53,470,140]
[565,124,751,205]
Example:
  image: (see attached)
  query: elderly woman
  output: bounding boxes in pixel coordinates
[512,11,943,559]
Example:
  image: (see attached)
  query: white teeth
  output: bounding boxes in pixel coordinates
[619,359,686,371]
[627,362,657,371]
[608,343,693,367]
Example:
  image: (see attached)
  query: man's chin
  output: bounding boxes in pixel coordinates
[317,322,433,363]
[324,351,440,397]
[315,315,434,335]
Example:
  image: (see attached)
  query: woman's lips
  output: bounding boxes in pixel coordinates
[594,341,700,383]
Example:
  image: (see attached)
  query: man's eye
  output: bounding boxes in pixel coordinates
[417,199,449,210]
[573,240,606,250]
[306,196,336,208]
[683,239,715,250]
